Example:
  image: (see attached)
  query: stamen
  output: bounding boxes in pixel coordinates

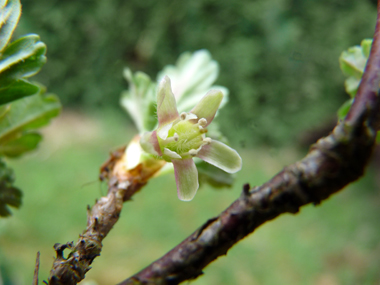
[182,149,199,157]
[180,112,187,120]
[202,138,212,145]
[199,128,208,134]
[198,118,207,127]
[164,133,179,143]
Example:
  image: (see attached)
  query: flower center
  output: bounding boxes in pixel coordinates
[157,113,210,161]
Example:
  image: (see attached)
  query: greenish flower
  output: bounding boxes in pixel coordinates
[140,76,242,201]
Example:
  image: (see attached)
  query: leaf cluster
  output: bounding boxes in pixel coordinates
[0,0,60,216]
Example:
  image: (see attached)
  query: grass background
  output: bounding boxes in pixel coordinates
[0,109,379,284]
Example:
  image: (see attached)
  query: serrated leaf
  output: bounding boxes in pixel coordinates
[0,34,46,104]
[0,90,60,145]
[0,34,46,75]
[0,0,21,52]
[0,132,41,157]
[0,159,22,217]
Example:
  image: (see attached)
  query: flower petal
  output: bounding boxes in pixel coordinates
[157,76,179,127]
[172,158,199,201]
[190,90,223,126]
[140,131,162,156]
[197,140,242,173]
[164,148,182,159]
[157,122,173,140]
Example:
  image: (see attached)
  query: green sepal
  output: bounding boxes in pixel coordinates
[197,160,234,188]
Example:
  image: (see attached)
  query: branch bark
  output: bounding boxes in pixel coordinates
[118,3,380,285]
[47,144,166,285]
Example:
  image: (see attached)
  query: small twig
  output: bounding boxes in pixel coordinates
[33,252,40,285]
[47,146,165,284]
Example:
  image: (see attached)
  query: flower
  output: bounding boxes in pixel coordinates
[140,76,242,201]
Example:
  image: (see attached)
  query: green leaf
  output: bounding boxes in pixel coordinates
[0,34,46,75]
[339,39,373,97]
[0,132,41,157]
[339,47,366,79]
[0,159,22,217]
[337,98,354,121]
[0,0,21,52]
[0,35,47,104]
[338,39,372,119]
[0,79,39,104]
[344,77,361,98]
[0,90,61,147]
[361,39,373,58]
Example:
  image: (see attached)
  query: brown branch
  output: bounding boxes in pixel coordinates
[117,3,380,285]
[346,0,380,128]
[47,140,166,285]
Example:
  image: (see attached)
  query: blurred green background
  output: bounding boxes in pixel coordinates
[1,0,380,284]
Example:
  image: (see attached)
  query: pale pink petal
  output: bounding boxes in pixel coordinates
[197,140,242,173]
[140,131,162,156]
[190,90,223,126]
[157,122,173,140]
[157,76,179,127]
[172,158,199,201]
[164,148,182,159]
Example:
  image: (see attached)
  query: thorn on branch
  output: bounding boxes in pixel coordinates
[242,183,251,196]
[54,242,73,259]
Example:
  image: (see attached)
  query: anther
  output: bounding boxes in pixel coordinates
[203,138,212,145]
[164,133,179,143]
[199,128,208,134]
[198,118,207,127]
[188,149,198,156]
[180,112,187,120]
